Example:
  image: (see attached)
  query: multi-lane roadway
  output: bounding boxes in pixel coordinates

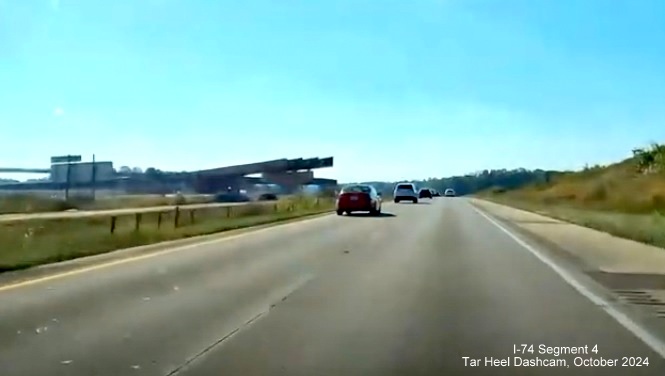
[1,198,664,375]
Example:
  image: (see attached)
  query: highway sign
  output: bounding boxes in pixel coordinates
[51,155,82,164]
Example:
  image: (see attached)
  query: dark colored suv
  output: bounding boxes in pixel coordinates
[419,188,433,199]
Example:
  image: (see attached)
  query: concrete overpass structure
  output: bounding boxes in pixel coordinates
[192,157,334,193]
[244,177,337,186]
[0,168,50,174]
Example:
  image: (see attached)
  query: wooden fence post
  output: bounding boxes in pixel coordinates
[157,212,162,229]
[190,209,195,224]
[135,213,142,232]
[226,206,231,218]
[110,216,116,234]
[174,207,180,228]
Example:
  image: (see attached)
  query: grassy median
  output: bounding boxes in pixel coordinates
[0,197,335,272]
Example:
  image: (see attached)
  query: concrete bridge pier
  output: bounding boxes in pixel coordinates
[262,171,314,194]
[194,175,246,194]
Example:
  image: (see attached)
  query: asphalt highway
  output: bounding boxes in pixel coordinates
[1,198,664,375]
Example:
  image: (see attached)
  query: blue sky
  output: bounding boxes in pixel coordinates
[1,0,665,182]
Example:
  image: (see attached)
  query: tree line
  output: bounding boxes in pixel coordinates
[362,142,665,196]
[359,168,560,196]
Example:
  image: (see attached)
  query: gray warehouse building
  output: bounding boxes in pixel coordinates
[50,162,115,184]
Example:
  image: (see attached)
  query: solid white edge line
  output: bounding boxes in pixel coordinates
[470,203,665,359]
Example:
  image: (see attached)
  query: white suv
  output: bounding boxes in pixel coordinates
[393,183,418,203]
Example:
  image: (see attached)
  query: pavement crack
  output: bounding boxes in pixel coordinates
[164,310,267,376]
[164,277,312,376]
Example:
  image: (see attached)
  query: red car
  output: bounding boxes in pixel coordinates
[336,184,382,215]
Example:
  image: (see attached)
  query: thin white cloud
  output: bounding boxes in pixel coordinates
[50,0,60,11]
[53,107,65,116]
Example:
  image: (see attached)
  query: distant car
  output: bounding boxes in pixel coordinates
[431,189,441,197]
[419,188,433,199]
[444,188,456,197]
[393,183,418,203]
[336,184,382,215]
[257,193,278,201]
[214,192,251,203]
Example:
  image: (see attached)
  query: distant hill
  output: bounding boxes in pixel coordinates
[0,178,19,185]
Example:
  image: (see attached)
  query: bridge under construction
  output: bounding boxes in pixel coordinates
[192,157,335,193]
[0,156,336,194]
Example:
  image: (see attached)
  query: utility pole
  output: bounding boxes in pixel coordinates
[52,155,81,201]
[91,154,97,200]
[65,160,71,201]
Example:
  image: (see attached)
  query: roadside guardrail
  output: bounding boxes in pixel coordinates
[107,197,331,234]
[0,200,301,223]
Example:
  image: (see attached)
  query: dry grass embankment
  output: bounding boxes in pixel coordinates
[477,143,665,249]
[0,196,335,273]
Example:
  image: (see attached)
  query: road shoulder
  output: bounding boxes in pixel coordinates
[469,198,665,274]
[469,198,665,358]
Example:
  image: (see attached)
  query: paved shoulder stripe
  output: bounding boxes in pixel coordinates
[471,203,665,359]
